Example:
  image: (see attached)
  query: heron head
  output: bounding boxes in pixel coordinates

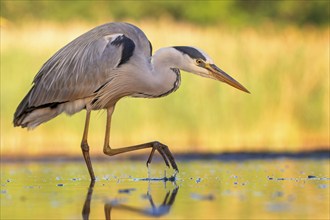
[173,46,250,93]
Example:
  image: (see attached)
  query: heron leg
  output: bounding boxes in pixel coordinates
[81,110,96,181]
[103,107,178,172]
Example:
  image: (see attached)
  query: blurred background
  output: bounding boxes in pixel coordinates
[1,1,329,157]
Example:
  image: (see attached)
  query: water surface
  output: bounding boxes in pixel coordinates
[1,157,329,219]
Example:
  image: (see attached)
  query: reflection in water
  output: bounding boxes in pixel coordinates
[82,180,179,220]
[82,181,95,220]
[105,186,179,219]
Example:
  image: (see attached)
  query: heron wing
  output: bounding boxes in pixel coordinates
[18,23,151,111]
[28,36,124,107]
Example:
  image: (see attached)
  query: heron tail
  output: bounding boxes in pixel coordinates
[14,107,61,129]
[14,89,87,129]
[13,89,61,129]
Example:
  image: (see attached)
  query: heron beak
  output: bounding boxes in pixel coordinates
[207,64,250,93]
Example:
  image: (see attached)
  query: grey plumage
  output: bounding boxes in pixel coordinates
[14,22,151,128]
[13,22,249,180]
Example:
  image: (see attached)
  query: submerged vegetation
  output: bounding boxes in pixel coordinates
[1,1,329,156]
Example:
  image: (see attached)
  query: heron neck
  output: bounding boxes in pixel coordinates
[138,47,181,97]
[151,47,183,71]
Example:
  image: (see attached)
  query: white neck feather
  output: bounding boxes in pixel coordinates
[131,47,182,98]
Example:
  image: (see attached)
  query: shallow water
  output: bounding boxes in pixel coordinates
[1,158,329,219]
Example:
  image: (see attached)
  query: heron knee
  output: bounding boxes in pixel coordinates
[81,141,90,152]
[103,145,114,155]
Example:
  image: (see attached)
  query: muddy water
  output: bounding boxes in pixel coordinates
[1,158,329,219]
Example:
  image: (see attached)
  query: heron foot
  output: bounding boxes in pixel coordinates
[146,141,179,173]
[102,141,179,173]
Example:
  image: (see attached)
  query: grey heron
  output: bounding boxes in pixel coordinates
[13,22,249,180]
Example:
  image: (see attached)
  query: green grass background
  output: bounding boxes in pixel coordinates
[1,1,329,156]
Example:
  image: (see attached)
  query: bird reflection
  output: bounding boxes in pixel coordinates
[105,186,179,219]
[82,180,179,220]
[82,181,95,220]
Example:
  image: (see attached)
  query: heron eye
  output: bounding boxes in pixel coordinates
[196,59,203,65]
